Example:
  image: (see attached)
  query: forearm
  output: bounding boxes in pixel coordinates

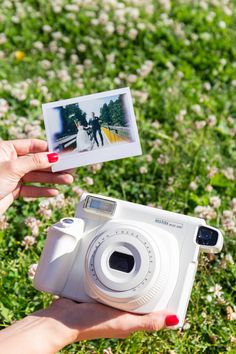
[0,310,76,354]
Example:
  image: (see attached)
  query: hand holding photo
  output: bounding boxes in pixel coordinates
[43,87,141,172]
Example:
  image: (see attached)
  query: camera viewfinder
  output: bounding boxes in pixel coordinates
[196,226,218,246]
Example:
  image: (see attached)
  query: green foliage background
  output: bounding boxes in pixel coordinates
[0,0,236,353]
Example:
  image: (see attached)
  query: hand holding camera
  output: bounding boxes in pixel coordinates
[34,193,223,329]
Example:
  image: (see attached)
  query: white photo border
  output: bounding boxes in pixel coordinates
[42,87,142,172]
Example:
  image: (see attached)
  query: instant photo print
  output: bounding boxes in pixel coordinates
[43,88,141,172]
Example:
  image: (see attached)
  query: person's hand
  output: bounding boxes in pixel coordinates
[0,139,73,214]
[0,298,179,354]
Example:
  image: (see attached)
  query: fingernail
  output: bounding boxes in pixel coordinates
[165,315,179,326]
[47,152,59,163]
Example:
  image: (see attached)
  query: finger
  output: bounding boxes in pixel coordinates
[137,312,179,332]
[22,171,74,185]
[9,139,48,156]
[0,194,14,215]
[20,186,59,198]
[12,152,59,176]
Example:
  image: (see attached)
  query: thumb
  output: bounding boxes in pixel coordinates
[138,312,179,332]
[14,152,59,176]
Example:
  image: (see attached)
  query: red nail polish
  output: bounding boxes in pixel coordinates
[47,152,59,163]
[165,315,179,326]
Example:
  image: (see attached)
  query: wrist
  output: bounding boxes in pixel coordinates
[31,307,78,352]
[0,308,77,354]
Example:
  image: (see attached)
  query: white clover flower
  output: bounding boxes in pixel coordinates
[98,12,109,25]
[199,1,208,10]
[207,166,218,178]
[29,99,40,107]
[49,40,58,52]
[195,120,206,129]
[128,28,138,40]
[206,294,213,302]
[222,167,235,181]
[22,235,36,249]
[0,33,7,44]
[106,53,115,63]
[53,194,66,208]
[91,18,99,26]
[231,198,236,214]
[231,80,236,87]
[57,69,70,82]
[52,31,62,40]
[203,82,211,91]
[221,216,235,232]
[129,8,140,19]
[65,4,79,12]
[25,217,41,236]
[194,206,216,220]
[191,33,198,41]
[145,154,153,162]
[53,5,62,13]
[209,284,223,298]
[182,321,191,330]
[103,347,113,354]
[220,58,227,66]
[116,24,125,35]
[189,181,198,191]
[157,154,169,165]
[77,43,86,52]
[223,210,233,219]
[12,16,20,23]
[83,176,94,185]
[207,115,217,127]
[210,196,221,208]
[166,61,174,71]
[76,64,84,74]
[40,59,51,70]
[225,254,234,265]
[39,207,52,219]
[42,24,52,32]
[137,22,146,30]
[90,163,103,173]
[218,21,226,29]
[191,104,202,115]
[33,41,44,50]
[28,263,38,280]
[0,98,9,117]
[132,90,148,103]
[72,186,85,197]
[152,139,161,149]
[146,4,154,15]
[127,74,137,83]
[139,166,148,174]
[84,59,92,67]
[223,6,232,16]
[106,22,115,35]
[200,32,211,41]
[138,60,154,78]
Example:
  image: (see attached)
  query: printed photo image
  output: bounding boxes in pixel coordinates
[43,88,141,172]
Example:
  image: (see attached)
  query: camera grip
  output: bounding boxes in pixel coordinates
[34,220,83,294]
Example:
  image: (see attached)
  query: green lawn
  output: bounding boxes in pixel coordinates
[0,0,236,353]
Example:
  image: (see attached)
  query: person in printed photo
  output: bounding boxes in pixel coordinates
[75,120,94,152]
[89,112,104,147]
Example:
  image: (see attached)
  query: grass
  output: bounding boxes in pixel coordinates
[0,0,236,353]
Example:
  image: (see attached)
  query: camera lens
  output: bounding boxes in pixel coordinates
[196,226,218,246]
[109,251,134,273]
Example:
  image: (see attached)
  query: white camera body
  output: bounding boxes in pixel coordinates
[34,193,223,328]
